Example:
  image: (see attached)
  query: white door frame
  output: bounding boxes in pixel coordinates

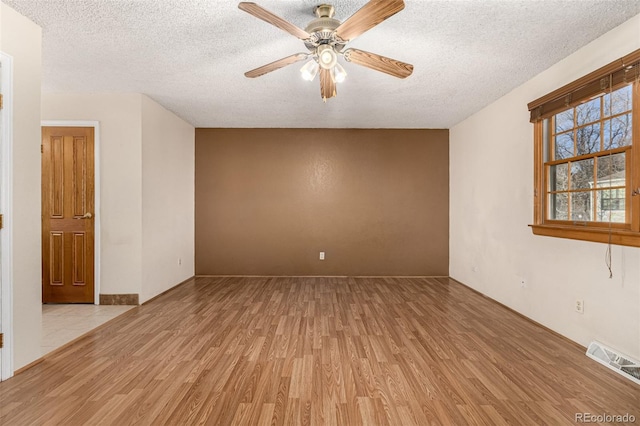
[41,120,101,306]
[1,52,15,381]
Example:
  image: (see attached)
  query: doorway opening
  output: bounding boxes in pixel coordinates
[40,121,110,357]
[0,52,14,381]
[41,121,101,305]
[42,126,96,303]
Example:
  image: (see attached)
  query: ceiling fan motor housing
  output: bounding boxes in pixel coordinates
[305,17,340,34]
[304,4,344,52]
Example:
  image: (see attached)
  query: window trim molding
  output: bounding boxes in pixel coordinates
[530,224,640,247]
[530,52,640,248]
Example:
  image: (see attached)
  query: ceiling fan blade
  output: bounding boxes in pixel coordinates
[343,48,413,78]
[335,0,404,42]
[238,2,311,40]
[320,68,337,101]
[245,53,309,78]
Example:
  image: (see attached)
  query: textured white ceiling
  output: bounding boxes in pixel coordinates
[4,0,640,128]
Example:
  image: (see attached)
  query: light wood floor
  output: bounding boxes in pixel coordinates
[1,277,638,425]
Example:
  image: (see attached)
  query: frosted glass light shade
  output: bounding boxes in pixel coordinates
[332,63,347,83]
[317,45,337,70]
[300,60,319,81]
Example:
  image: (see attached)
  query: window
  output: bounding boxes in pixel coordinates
[601,188,625,212]
[528,49,640,247]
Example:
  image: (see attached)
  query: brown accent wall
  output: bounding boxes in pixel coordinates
[195,128,449,276]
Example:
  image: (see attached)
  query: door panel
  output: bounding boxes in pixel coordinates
[42,127,95,303]
[50,232,64,285]
[72,233,86,284]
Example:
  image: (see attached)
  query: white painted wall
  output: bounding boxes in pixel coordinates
[1,3,42,370]
[450,14,640,359]
[41,93,143,296]
[140,96,194,303]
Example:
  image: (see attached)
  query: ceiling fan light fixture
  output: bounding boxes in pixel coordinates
[300,59,319,81]
[239,1,414,101]
[317,44,337,70]
[332,63,347,83]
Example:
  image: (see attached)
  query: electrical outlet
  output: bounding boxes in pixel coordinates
[319,251,325,260]
[178,258,182,265]
[575,299,584,314]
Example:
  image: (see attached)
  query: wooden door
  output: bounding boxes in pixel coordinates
[42,127,95,303]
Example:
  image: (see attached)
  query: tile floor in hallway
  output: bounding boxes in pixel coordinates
[41,304,135,356]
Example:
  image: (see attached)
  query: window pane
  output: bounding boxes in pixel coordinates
[555,132,574,159]
[595,189,625,223]
[604,85,632,117]
[549,193,568,220]
[571,192,592,222]
[571,158,594,190]
[549,163,568,191]
[576,123,600,155]
[596,153,625,185]
[576,97,600,126]
[603,113,632,149]
[554,109,574,134]
[541,81,633,229]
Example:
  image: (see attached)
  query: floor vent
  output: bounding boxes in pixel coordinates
[586,341,640,385]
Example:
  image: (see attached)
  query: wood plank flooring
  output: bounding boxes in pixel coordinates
[1,276,638,425]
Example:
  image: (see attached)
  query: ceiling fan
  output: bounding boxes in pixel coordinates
[238,0,414,101]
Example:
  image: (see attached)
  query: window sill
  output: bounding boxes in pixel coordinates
[530,224,640,248]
